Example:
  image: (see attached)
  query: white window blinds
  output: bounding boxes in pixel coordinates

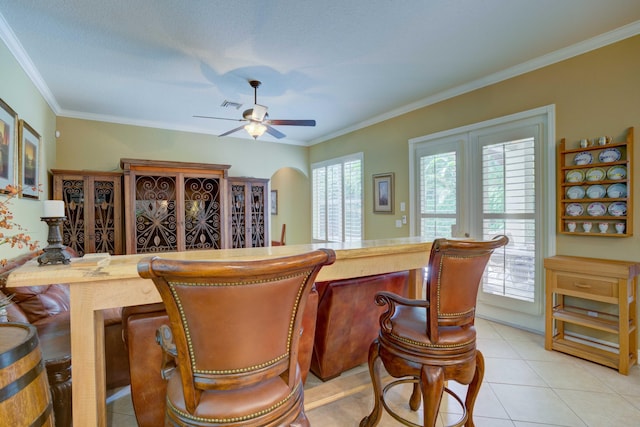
[312,154,363,242]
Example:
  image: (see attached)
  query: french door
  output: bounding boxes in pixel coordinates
[409,106,555,331]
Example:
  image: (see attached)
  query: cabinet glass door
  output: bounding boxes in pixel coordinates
[184,176,222,250]
[134,175,177,253]
[60,178,86,256]
[93,178,119,254]
[250,184,266,247]
[231,183,247,248]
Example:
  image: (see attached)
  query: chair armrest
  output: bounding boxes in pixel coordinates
[156,325,177,380]
[375,291,429,309]
[375,291,430,334]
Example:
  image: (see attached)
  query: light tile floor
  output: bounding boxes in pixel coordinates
[107,319,640,426]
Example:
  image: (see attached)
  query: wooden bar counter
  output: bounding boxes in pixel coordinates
[6,237,432,426]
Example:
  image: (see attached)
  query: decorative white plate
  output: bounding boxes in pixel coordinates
[587,202,606,216]
[599,147,621,163]
[608,202,627,217]
[606,183,627,198]
[566,186,585,200]
[585,167,606,182]
[586,184,606,199]
[565,170,585,183]
[606,165,627,180]
[574,152,593,165]
[565,203,584,216]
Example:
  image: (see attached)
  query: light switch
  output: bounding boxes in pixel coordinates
[400,202,406,212]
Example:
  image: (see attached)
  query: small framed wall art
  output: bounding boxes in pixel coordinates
[18,120,41,199]
[0,98,18,192]
[271,190,278,215]
[373,172,394,214]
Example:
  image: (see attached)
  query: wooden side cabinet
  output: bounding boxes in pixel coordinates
[229,177,270,248]
[544,255,640,374]
[121,159,231,254]
[51,169,123,256]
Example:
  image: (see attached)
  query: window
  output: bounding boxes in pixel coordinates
[410,106,555,328]
[479,136,536,302]
[312,153,363,242]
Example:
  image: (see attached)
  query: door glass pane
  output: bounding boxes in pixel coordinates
[419,151,457,240]
[482,138,536,302]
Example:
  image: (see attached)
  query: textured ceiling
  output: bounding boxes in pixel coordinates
[1,1,639,145]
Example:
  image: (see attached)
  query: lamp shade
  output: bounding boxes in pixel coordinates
[244,122,267,139]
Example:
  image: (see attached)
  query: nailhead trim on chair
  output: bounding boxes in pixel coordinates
[168,270,313,374]
[389,333,475,349]
[166,382,301,423]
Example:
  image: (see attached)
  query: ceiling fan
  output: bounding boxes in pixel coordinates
[194,80,316,140]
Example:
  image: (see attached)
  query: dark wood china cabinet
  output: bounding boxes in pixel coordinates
[51,170,123,256]
[121,159,232,254]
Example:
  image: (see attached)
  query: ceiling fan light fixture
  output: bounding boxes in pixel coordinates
[244,121,267,139]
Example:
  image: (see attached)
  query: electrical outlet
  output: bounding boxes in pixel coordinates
[395,219,402,228]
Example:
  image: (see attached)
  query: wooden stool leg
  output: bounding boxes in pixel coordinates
[420,365,444,427]
[360,340,383,427]
[464,351,484,427]
[409,382,421,411]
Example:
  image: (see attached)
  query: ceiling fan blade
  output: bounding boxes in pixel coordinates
[265,125,286,139]
[194,115,246,122]
[268,119,316,127]
[218,125,246,137]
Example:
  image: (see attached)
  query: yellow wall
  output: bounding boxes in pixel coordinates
[54,117,311,243]
[0,40,56,260]
[310,35,640,263]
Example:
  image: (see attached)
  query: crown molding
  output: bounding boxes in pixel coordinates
[309,20,640,146]
[0,11,60,113]
[58,109,308,147]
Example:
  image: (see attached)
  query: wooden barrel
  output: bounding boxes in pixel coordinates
[0,322,54,427]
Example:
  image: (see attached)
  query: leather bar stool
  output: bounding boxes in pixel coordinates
[360,236,508,427]
[138,249,335,427]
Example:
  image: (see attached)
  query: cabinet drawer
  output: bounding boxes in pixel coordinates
[555,274,617,298]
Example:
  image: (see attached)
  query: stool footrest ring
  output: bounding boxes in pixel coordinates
[381,377,468,427]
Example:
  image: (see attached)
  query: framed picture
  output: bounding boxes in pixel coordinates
[373,172,394,214]
[0,98,18,192]
[270,190,278,215]
[18,120,41,199]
